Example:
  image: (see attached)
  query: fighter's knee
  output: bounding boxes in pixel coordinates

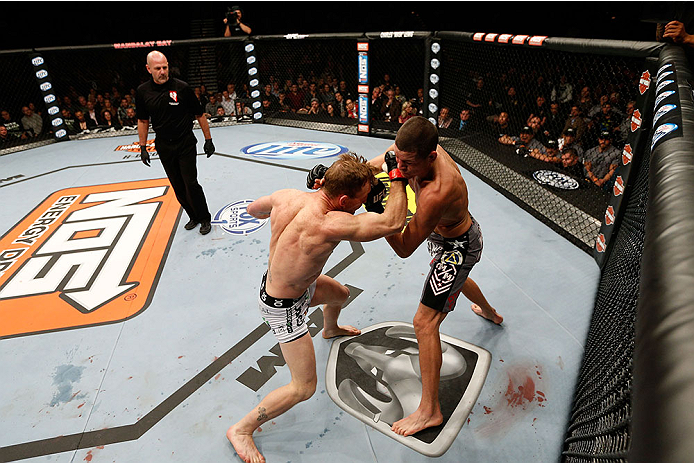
[294,378,317,402]
[338,284,350,304]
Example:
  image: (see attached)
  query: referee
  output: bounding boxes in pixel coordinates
[136,50,215,235]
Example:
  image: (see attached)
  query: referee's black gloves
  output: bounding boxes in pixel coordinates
[204,139,215,158]
[140,145,150,167]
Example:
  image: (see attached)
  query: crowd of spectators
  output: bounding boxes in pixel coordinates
[437,68,640,191]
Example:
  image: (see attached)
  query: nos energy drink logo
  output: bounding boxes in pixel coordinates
[0,179,180,339]
[241,141,349,160]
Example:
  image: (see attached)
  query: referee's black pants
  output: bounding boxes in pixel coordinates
[155,132,211,223]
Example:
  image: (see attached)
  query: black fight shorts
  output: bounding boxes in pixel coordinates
[420,217,483,313]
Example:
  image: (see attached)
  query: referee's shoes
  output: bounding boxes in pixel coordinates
[184,219,211,235]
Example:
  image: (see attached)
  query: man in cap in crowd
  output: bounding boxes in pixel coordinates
[583,130,620,188]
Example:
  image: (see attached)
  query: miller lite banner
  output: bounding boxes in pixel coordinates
[357,42,370,135]
[594,60,657,267]
[30,54,68,141]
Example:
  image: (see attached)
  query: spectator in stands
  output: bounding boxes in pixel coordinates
[223,5,251,36]
[122,108,138,126]
[370,87,383,121]
[501,86,522,131]
[95,94,105,113]
[338,81,354,102]
[325,102,339,119]
[205,95,220,117]
[221,90,235,115]
[271,81,281,98]
[101,110,122,130]
[487,111,512,136]
[587,94,608,120]
[75,95,89,114]
[74,110,96,131]
[193,87,205,108]
[413,88,425,116]
[235,101,252,116]
[466,77,491,115]
[1,109,26,139]
[345,99,358,119]
[591,102,621,140]
[262,84,278,109]
[85,101,100,125]
[102,100,117,122]
[399,101,415,124]
[577,86,593,117]
[319,83,336,109]
[0,125,18,144]
[239,83,250,99]
[21,106,43,137]
[213,106,228,121]
[563,105,587,143]
[286,84,304,112]
[394,85,407,104]
[551,75,574,110]
[526,95,548,128]
[62,96,75,114]
[456,108,473,132]
[277,92,292,113]
[124,94,135,109]
[380,88,401,123]
[304,83,320,109]
[545,102,565,140]
[117,98,130,124]
[528,115,548,145]
[529,139,560,163]
[615,100,636,146]
[536,75,551,101]
[61,108,77,134]
[307,98,323,116]
[584,131,620,188]
[333,92,346,117]
[560,128,584,160]
[560,148,586,179]
[380,73,393,91]
[437,107,453,129]
[610,92,626,118]
[499,125,547,158]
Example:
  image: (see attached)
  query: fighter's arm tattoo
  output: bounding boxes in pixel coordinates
[257,406,268,421]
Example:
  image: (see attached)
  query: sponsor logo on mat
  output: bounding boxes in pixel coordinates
[241,141,349,160]
[326,322,491,457]
[0,179,180,339]
[212,199,268,235]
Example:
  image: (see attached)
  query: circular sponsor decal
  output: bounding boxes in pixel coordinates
[651,122,679,151]
[653,103,677,124]
[241,141,349,160]
[532,170,579,190]
[211,199,268,235]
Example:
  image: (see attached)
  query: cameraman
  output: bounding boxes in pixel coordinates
[223,5,251,36]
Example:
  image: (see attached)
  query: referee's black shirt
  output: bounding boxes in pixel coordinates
[136,78,203,140]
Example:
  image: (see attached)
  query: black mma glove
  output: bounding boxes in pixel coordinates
[204,138,215,157]
[364,178,386,213]
[306,164,328,189]
[384,150,406,181]
[140,145,150,167]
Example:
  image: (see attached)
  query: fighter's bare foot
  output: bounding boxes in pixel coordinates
[471,303,503,325]
[227,424,265,463]
[391,409,443,436]
[322,325,361,339]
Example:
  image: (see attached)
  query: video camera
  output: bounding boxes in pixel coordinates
[226,6,240,23]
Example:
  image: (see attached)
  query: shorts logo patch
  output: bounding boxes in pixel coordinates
[0,179,180,339]
[430,262,457,296]
[212,199,268,235]
[442,250,463,265]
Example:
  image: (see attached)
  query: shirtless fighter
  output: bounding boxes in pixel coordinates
[227,152,408,463]
[368,116,503,437]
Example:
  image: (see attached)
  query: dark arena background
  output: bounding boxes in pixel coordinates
[2,2,694,462]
